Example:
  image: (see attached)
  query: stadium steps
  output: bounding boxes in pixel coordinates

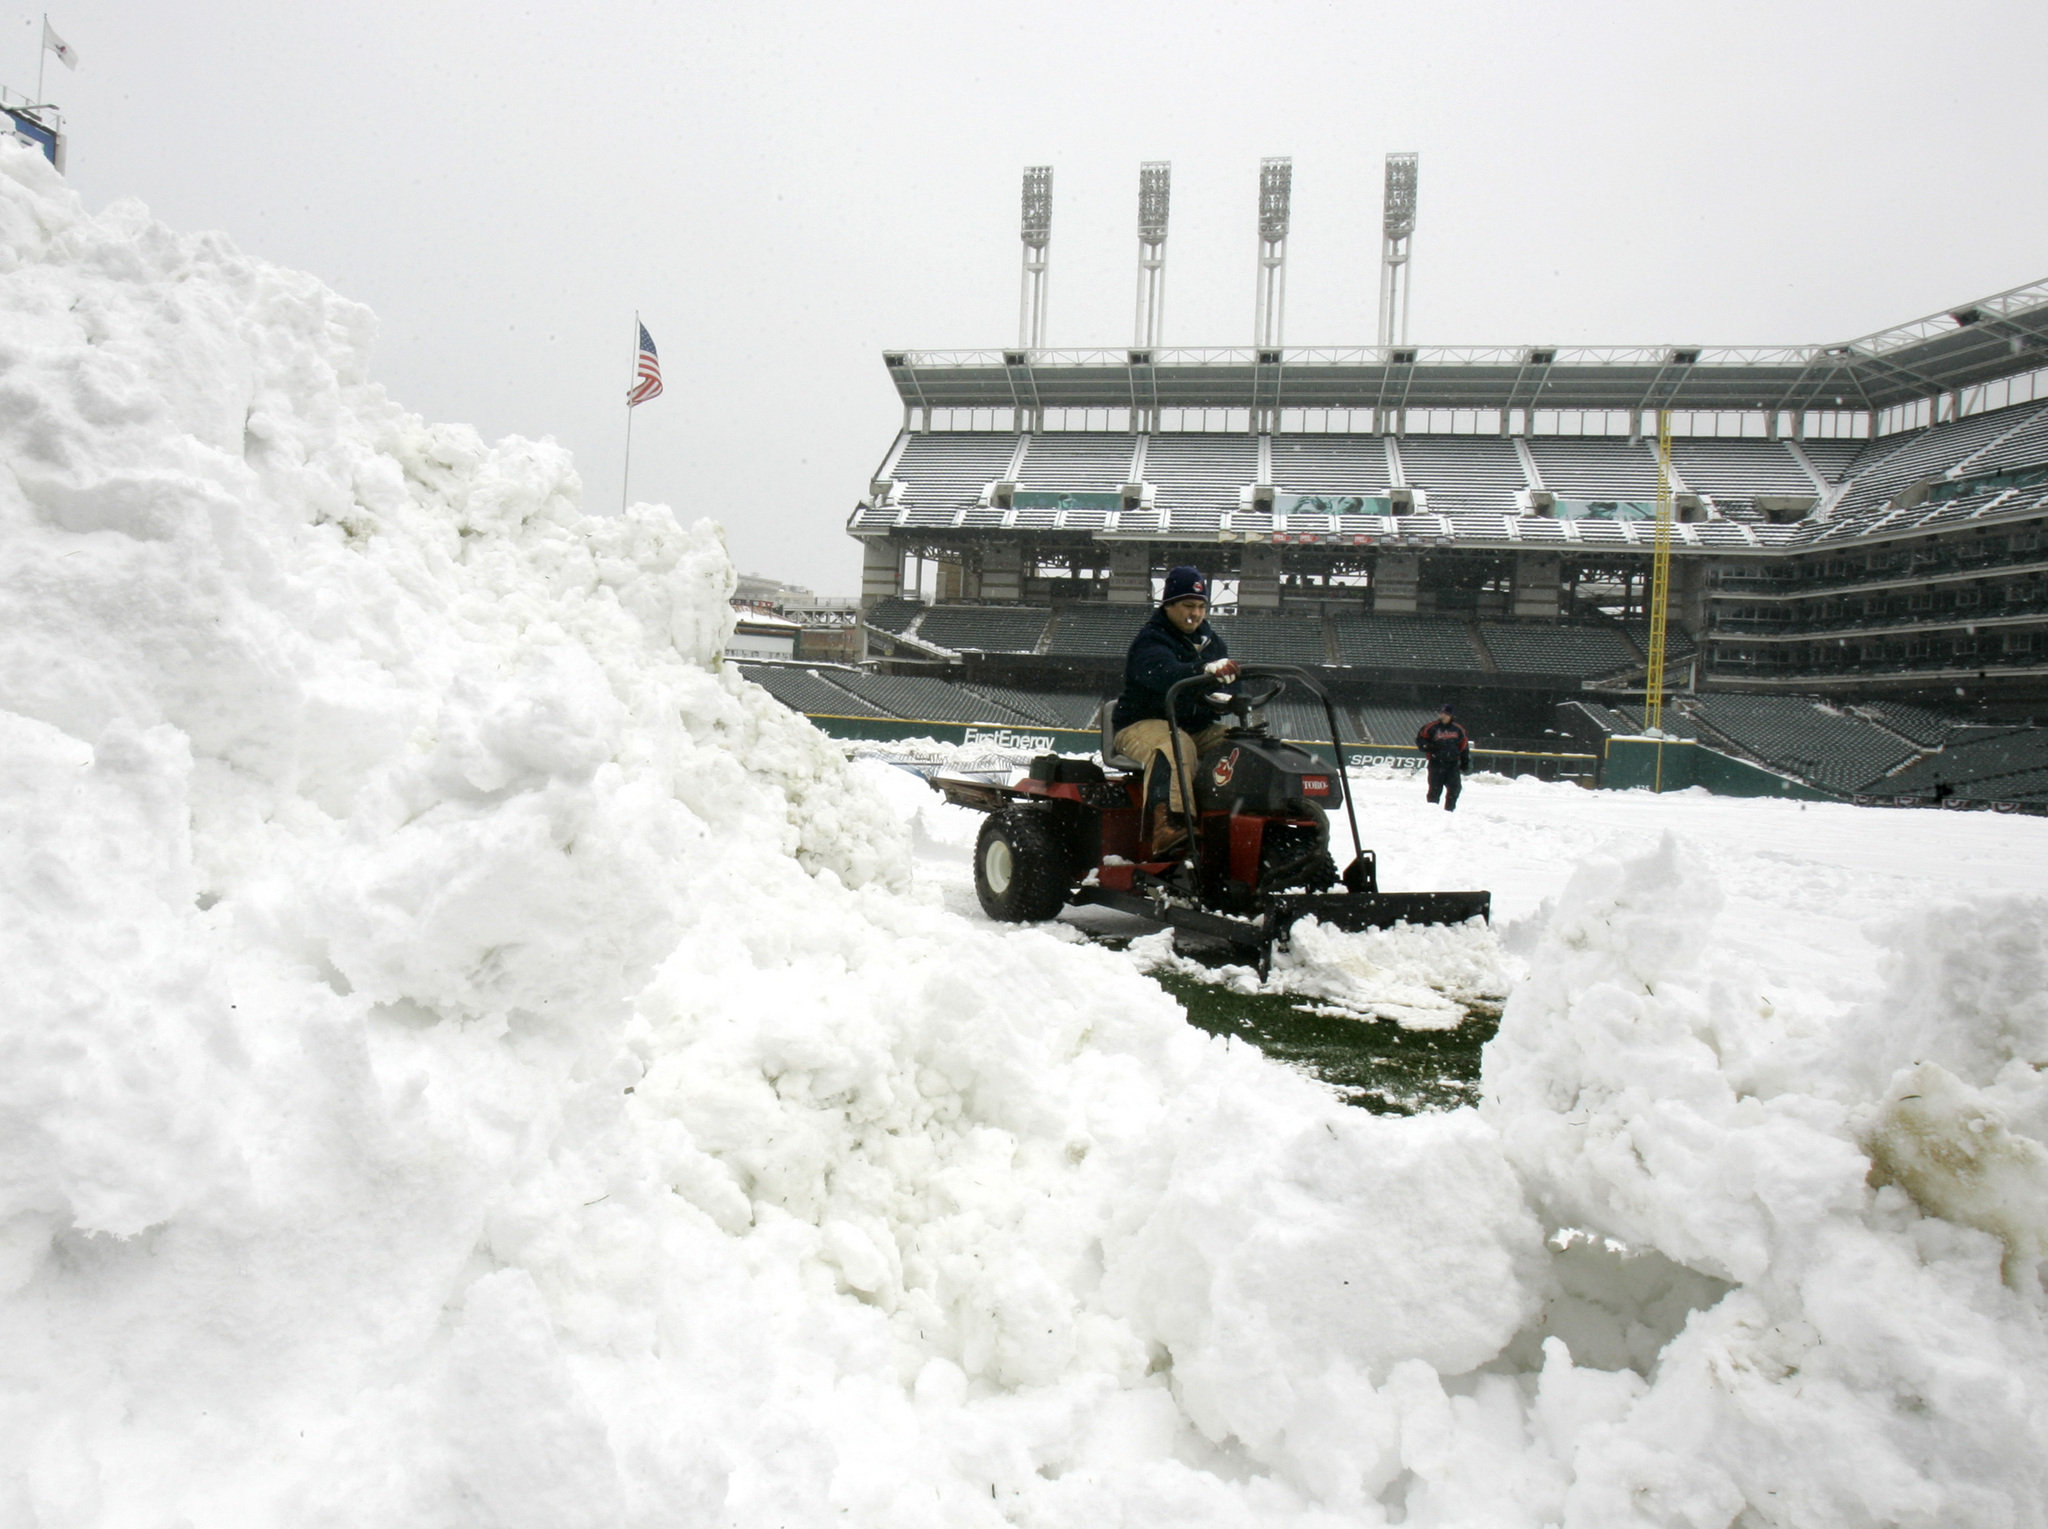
[873,623,958,662]
[1796,439,1866,483]
[1555,699,1701,742]
[1556,699,1629,740]
[959,683,1102,731]
[1605,703,1698,739]
[823,670,1037,727]
[1679,694,1921,794]
[1849,700,1970,748]
[1466,623,1502,675]
[737,664,891,718]
[1850,706,1950,751]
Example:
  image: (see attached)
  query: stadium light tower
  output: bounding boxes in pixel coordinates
[1377,152,1418,349]
[1253,157,1292,350]
[1134,161,1170,349]
[1018,165,1052,351]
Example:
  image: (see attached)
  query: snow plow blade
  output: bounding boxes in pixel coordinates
[1263,889,1492,936]
[1072,885,1490,966]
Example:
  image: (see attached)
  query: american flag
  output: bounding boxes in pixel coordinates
[627,322,662,407]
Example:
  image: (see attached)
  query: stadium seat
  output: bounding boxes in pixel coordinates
[1529,437,1663,501]
[1396,435,1527,514]
[914,605,1050,653]
[1329,616,1485,671]
[1685,694,1920,792]
[1479,624,1641,678]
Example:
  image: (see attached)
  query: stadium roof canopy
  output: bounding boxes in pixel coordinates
[883,277,2048,418]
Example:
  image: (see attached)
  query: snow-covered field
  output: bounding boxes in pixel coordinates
[3,137,2046,1527]
[869,751,2048,1026]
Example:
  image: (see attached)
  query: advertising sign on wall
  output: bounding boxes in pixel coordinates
[1554,500,1655,521]
[1010,490,1124,513]
[1275,493,1394,517]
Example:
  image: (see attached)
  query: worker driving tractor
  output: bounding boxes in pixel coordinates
[1111,566,1240,852]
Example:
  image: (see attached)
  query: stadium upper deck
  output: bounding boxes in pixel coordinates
[847,279,2048,703]
[848,404,2048,553]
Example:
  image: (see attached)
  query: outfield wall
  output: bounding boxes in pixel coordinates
[804,713,1598,782]
[804,711,1844,801]
[1598,736,1836,799]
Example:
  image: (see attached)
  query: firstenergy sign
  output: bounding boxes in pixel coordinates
[963,727,1057,752]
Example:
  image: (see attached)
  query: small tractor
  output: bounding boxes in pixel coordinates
[930,666,1490,967]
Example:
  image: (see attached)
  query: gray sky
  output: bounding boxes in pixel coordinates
[12,1,2046,594]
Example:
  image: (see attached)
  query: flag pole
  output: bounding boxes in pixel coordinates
[38,14,47,102]
[621,311,637,514]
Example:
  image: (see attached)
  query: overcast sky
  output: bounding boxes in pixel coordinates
[11,1,2046,594]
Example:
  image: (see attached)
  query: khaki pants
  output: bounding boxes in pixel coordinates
[1114,719,1231,816]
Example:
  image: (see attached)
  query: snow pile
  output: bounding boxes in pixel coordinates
[0,142,1541,1526]
[4,136,2046,1527]
[1482,838,2048,1525]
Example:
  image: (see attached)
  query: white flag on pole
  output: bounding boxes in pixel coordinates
[43,18,78,71]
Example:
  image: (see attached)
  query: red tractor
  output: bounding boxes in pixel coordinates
[930,666,1490,967]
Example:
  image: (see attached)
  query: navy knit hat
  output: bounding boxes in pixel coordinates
[1438,702,1455,715]
[1161,566,1209,605]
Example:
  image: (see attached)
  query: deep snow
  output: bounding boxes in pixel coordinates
[3,137,2046,1527]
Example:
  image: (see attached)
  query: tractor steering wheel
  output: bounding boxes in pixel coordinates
[1218,673,1287,725]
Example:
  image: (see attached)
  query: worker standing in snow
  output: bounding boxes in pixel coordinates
[1415,704,1472,812]
[1112,566,1239,851]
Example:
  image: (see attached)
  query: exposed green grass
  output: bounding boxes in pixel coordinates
[1152,969,1501,1115]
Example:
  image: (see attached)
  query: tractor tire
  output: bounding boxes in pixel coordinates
[1261,799,1339,893]
[974,808,1074,923]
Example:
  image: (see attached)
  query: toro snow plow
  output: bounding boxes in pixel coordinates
[930,666,1490,968]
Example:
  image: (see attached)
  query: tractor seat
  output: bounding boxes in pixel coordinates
[1098,701,1143,772]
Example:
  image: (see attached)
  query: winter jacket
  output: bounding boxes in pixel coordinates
[1112,607,1236,733]
[1415,717,1471,769]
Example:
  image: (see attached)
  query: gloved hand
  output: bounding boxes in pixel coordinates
[1462,758,1472,774]
[1203,657,1240,681]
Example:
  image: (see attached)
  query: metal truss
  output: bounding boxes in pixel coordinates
[888,277,2048,424]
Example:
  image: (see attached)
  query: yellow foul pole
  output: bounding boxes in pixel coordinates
[1644,410,1675,787]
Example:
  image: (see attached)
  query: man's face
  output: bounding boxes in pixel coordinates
[1166,597,1207,633]
[1439,709,1453,723]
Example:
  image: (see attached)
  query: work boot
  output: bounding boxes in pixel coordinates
[1147,804,1187,855]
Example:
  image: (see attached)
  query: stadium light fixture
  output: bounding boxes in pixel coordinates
[1254,157,1292,352]
[1020,165,1052,250]
[1019,166,1052,355]
[1378,153,1419,350]
[1138,161,1170,244]
[1135,161,1170,353]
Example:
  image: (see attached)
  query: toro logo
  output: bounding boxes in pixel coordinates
[1299,775,1331,796]
[1212,748,1240,787]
